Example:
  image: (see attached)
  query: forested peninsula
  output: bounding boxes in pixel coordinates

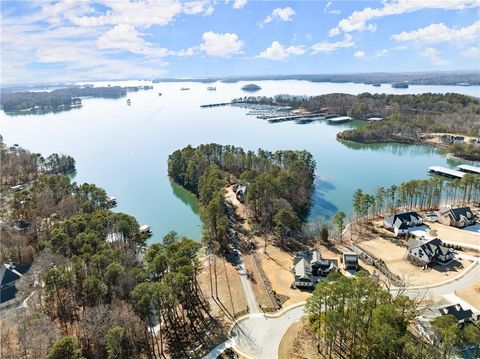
[0,85,152,115]
[238,93,480,160]
[168,144,315,248]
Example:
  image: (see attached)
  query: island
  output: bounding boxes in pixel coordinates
[241,83,262,92]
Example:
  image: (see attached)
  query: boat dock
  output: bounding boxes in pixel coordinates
[428,166,466,179]
[267,112,325,123]
[327,116,352,124]
[200,102,232,108]
[457,164,480,175]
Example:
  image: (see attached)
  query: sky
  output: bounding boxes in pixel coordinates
[1,0,479,84]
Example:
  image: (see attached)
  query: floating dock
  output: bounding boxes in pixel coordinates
[456,164,480,175]
[200,102,232,108]
[327,116,352,124]
[428,166,465,179]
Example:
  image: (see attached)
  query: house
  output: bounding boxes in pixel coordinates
[343,253,359,271]
[383,211,423,236]
[439,304,475,325]
[438,207,475,228]
[0,263,31,309]
[407,237,454,266]
[440,134,465,144]
[293,250,336,288]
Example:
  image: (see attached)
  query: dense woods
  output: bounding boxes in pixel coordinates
[1,141,75,186]
[305,274,435,359]
[0,85,152,115]
[2,159,218,358]
[349,174,480,219]
[168,144,316,246]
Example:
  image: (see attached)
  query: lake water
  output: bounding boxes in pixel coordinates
[1,80,479,242]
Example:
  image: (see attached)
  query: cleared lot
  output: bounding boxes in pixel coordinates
[427,222,480,250]
[357,238,471,286]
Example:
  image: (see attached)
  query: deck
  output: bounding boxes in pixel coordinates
[428,166,466,179]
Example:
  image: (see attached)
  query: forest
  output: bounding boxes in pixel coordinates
[1,141,75,186]
[1,155,220,358]
[168,144,316,247]
[305,273,480,359]
[349,174,480,219]
[0,85,152,115]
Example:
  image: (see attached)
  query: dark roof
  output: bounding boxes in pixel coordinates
[344,253,359,264]
[0,264,21,286]
[440,304,474,322]
[384,212,421,227]
[408,238,452,262]
[0,284,17,304]
[449,207,474,221]
[14,263,31,275]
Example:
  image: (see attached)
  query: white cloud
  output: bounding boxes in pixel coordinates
[462,46,479,58]
[354,50,365,58]
[420,47,447,65]
[199,31,244,57]
[183,1,214,15]
[324,1,341,15]
[311,34,355,53]
[233,0,247,9]
[392,21,480,44]
[374,48,389,57]
[329,0,480,36]
[259,41,305,60]
[97,24,173,57]
[261,7,295,26]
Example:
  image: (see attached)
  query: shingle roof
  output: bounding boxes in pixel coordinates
[0,264,22,287]
[440,304,474,322]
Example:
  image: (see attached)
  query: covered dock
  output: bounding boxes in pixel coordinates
[428,166,465,179]
[457,164,480,175]
[327,116,352,124]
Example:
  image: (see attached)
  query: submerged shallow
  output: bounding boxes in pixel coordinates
[1,80,478,242]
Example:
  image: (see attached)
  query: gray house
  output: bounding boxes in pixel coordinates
[343,253,359,271]
[407,237,454,266]
[438,207,475,228]
[383,212,423,236]
[294,250,336,288]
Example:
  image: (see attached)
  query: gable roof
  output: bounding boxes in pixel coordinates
[0,264,22,287]
[295,259,311,280]
[385,212,422,228]
[408,238,452,262]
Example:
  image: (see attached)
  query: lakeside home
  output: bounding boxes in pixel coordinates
[342,253,359,271]
[383,211,423,236]
[293,249,336,288]
[407,237,454,267]
[438,207,475,228]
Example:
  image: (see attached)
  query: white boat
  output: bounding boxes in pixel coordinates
[140,224,153,237]
[180,87,190,91]
[126,99,131,105]
[207,86,216,91]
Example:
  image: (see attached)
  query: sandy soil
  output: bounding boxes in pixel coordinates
[357,238,471,286]
[427,222,480,250]
[197,255,248,322]
[278,318,305,359]
[256,244,311,308]
[456,280,480,311]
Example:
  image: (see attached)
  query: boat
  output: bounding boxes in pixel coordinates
[207,86,216,91]
[391,82,409,89]
[180,87,190,91]
[107,196,118,207]
[158,92,162,96]
[327,116,352,124]
[126,99,131,105]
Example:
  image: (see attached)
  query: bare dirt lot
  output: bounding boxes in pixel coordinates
[280,318,321,359]
[197,255,248,322]
[357,238,471,286]
[456,280,480,311]
[242,253,277,312]
[427,222,480,250]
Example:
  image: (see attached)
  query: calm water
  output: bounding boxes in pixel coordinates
[1,80,478,242]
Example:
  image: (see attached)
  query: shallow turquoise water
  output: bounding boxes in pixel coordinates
[1,80,478,242]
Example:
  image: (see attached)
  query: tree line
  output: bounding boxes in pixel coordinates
[350,174,480,219]
[1,141,75,186]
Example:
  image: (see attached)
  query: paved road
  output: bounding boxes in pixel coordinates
[238,256,261,314]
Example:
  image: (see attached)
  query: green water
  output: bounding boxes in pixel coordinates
[1,80,478,242]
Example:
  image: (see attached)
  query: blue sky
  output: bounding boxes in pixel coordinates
[1,0,479,84]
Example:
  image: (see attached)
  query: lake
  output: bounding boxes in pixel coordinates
[1,80,479,242]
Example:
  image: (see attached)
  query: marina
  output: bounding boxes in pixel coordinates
[428,166,466,179]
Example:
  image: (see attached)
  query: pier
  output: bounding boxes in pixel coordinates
[200,102,232,108]
[428,166,466,179]
[457,164,480,175]
[267,112,325,123]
